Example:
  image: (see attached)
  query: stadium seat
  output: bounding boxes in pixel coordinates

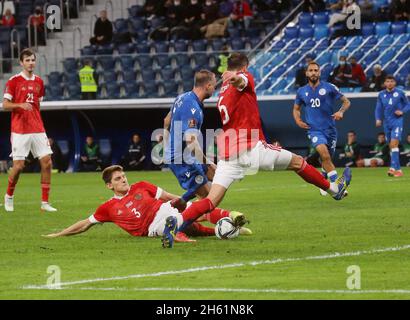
[98,56,116,71]
[180,66,195,80]
[155,55,171,68]
[128,4,143,17]
[193,54,209,68]
[192,39,208,52]
[313,25,328,39]
[174,40,188,52]
[384,61,399,75]
[121,70,137,83]
[114,18,129,34]
[174,54,191,67]
[100,71,117,84]
[228,27,241,39]
[135,42,150,54]
[181,79,193,91]
[245,28,261,39]
[149,17,165,30]
[123,82,140,99]
[284,26,298,40]
[299,27,313,40]
[133,30,148,42]
[140,68,156,82]
[80,45,96,56]
[63,58,78,73]
[230,38,245,50]
[161,82,179,97]
[48,84,64,100]
[391,22,407,35]
[67,84,81,100]
[117,43,133,54]
[142,81,159,97]
[96,44,114,55]
[375,22,391,36]
[159,68,175,81]
[154,41,170,53]
[361,23,375,37]
[313,12,329,25]
[298,13,312,26]
[118,55,135,70]
[379,49,397,65]
[249,36,262,48]
[64,72,80,86]
[105,83,120,99]
[136,55,153,69]
[129,17,145,33]
[48,72,63,84]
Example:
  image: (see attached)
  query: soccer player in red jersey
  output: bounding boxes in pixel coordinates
[2,48,56,212]
[163,53,352,247]
[43,165,247,246]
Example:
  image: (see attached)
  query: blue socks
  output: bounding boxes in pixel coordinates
[391,148,400,171]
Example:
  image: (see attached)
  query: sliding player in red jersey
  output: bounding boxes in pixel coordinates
[161,52,352,248]
[43,165,248,245]
[2,48,56,212]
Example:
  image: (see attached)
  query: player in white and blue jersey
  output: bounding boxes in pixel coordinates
[375,75,410,177]
[293,61,352,195]
[164,70,217,206]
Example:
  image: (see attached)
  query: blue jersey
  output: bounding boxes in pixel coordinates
[295,81,344,131]
[165,91,204,164]
[375,88,410,125]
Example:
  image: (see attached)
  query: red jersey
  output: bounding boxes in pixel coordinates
[89,181,164,237]
[3,72,46,134]
[217,71,265,160]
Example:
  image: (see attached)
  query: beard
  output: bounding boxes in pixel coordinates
[308,76,319,84]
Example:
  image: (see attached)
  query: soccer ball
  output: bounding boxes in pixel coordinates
[215,217,240,240]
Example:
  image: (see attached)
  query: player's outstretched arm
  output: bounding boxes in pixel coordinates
[42,219,94,238]
[332,96,351,120]
[2,99,33,111]
[222,71,247,90]
[293,104,310,129]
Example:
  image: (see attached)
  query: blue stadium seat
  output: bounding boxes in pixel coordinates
[192,39,208,52]
[230,38,245,50]
[49,84,64,100]
[299,13,312,26]
[105,83,120,99]
[284,27,298,40]
[133,30,148,42]
[121,70,137,82]
[154,41,169,53]
[391,22,407,35]
[48,72,63,84]
[64,72,80,85]
[313,12,329,25]
[299,27,313,40]
[98,56,116,70]
[210,39,225,51]
[96,44,114,55]
[181,79,193,92]
[375,22,391,36]
[396,48,410,63]
[123,82,140,99]
[160,68,175,81]
[137,55,153,68]
[161,82,179,97]
[384,61,399,75]
[81,45,96,56]
[316,51,333,64]
[135,42,150,54]
[128,5,144,17]
[129,17,145,33]
[363,50,380,65]
[174,40,188,52]
[101,71,117,84]
[361,23,375,37]
[117,43,133,54]
[63,58,77,73]
[379,49,397,65]
[245,28,261,38]
[67,84,81,100]
[193,54,209,68]
[114,18,129,33]
[314,25,328,39]
[149,17,165,30]
[228,27,241,38]
[249,36,262,48]
[155,55,171,68]
[174,54,191,67]
[118,55,134,70]
[142,81,159,97]
[180,66,195,80]
[140,69,156,83]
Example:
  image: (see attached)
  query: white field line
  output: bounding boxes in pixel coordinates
[39,287,410,295]
[22,244,410,290]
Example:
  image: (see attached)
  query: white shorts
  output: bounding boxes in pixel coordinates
[213,141,293,189]
[148,202,183,237]
[364,158,384,167]
[10,132,53,161]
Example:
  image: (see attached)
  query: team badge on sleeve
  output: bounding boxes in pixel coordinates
[188,119,197,128]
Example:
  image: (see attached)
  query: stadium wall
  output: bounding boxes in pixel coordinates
[0,93,409,170]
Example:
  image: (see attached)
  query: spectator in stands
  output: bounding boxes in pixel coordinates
[365,64,386,92]
[302,0,326,13]
[201,0,220,25]
[401,134,410,167]
[356,133,389,168]
[49,138,64,173]
[165,0,189,40]
[0,0,16,17]
[201,16,229,39]
[142,0,166,20]
[120,134,146,171]
[359,0,374,22]
[328,0,359,28]
[80,136,102,172]
[229,0,253,30]
[391,0,410,21]
[29,6,45,46]
[339,131,361,167]
[295,55,313,89]
[0,8,15,26]
[219,0,234,18]
[89,10,113,46]
[329,55,353,87]
[348,56,366,88]
[180,0,203,40]
[79,60,98,100]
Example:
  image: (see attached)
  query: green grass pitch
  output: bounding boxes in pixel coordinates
[0,168,409,300]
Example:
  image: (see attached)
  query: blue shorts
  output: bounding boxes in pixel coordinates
[384,121,403,142]
[169,163,208,202]
[307,128,338,157]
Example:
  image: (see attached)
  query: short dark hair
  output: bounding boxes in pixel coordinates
[19,48,36,62]
[348,130,356,135]
[227,52,249,70]
[307,61,320,69]
[378,132,385,136]
[194,69,215,87]
[102,165,124,184]
[385,75,395,81]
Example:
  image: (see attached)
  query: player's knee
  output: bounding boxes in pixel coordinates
[14,162,25,172]
[288,154,304,171]
[370,160,378,167]
[41,157,52,170]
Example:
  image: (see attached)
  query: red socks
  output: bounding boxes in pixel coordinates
[296,160,330,191]
[6,178,16,197]
[41,183,50,202]
[203,208,230,224]
[185,222,215,237]
[182,198,215,223]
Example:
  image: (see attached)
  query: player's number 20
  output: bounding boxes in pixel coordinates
[217,97,230,125]
[310,98,321,108]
